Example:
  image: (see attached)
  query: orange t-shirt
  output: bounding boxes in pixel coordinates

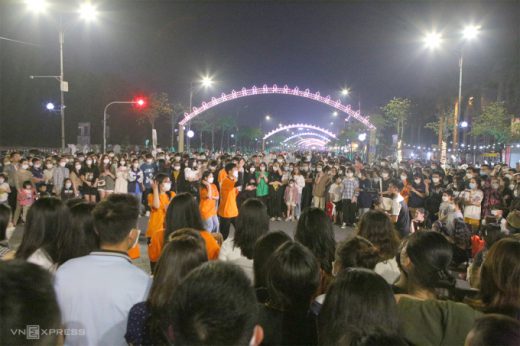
[146,191,175,238]
[128,242,140,259]
[148,228,220,263]
[218,176,239,218]
[218,169,227,185]
[199,184,219,220]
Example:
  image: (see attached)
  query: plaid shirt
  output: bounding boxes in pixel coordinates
[342,178,359,200]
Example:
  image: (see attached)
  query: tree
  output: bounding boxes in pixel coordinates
[216,116,237,151]
[471,101,517,144]
[425,107,455,142]
[381,97,412,142]
[138,92,173,130]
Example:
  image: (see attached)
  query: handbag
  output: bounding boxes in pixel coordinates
[96,179,106,187]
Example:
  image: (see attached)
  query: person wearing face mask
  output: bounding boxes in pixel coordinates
[268,163,284,221]
[128,159,145,213]
[218,163,240,240]
[482,178,501,218]
[0,173,11,207]
[80,157,100,203]
[114,159,129,194]
[14,159,34,218]
[30,158,45,190]
[463,178,483,230]
[380,169,393,197]
[200,171,220,233]
[313,165,331,210]
[425,172,445,223]
[255,163,269,207]
[284,179,299,222]
[97,156,116,201]
[52,158,70,196]
[408,174,428,218]
[340,168,359,228]
[140,154,157,216]
[497,176,514,209]
[60,178,76,201]
[146,174,175,244]
[300,162,314,210]
[69,161,83,198]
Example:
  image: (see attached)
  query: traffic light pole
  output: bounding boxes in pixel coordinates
[103,101,139,153]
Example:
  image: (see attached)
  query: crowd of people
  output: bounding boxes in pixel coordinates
[1,148,520,346]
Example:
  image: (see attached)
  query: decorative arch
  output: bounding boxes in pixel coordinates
[178,84,375,130]
[282,132,332,143]
[263,124,336,141]
[294,138,328,148]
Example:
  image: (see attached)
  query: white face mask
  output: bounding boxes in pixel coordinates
[60,162,66,167]
[442,196,450,202]
[133,163,139,168]
[432,177,440,183]
[46,164,53,169]
[0,178,4,184]
[346,172,354,178]
[233,171,239,179]
[250,167,256,173]
[510,184,516,190]
[317,167,323,172]
[401,175,407,180]
[260,167,266,171]
[120,161,126,166]
[414,179,421,184]
[173,166,180,171]
[163,183,172,191]
[147,159,153,164]
[75,164,82,170]
[34,163,41,168]
[492,183,499,190]
[86,160,93,165]
[469,183,477,189]
[65,183,72,188]
[208,177,214,184]
[21,164,29,170]
[381,173,389,178]
[289,183,294,187]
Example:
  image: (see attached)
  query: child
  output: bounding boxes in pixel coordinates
[0,173,11,207]
[284,179,299,222]
[16,181,36,224]
[328,175,344,224]
[37,184,52,198]
[61,178,76,201]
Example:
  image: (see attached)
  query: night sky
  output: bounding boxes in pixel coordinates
[0,0,518,147]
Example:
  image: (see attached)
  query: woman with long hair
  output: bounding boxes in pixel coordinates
[15,197,71,272]
[259,241,320,346]
[149,193,220,270]
[478,237,520,319]
[396,231,482,346]
[126,229,208,345]
[55,202,99,266]
[295,207,336,294]
[357,210,400,284]
[318,268,400,345]
[219,198,269,282]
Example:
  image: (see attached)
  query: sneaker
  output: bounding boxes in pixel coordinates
[145,211,150,217]
[285,217,291,222]
[271,217,276,221]
[277,217,282,221]
[341,223,347,229]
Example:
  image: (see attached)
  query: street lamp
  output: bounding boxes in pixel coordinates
[46,102,55,110]
[341,88,350,96]
[460,121,468,128]
[26,1,99,149]
[265,114,271,120]
[332,111,338,117]
[185,76,214,151]
[422,25,481,151]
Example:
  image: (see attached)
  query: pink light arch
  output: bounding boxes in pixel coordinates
[178,84,375,129]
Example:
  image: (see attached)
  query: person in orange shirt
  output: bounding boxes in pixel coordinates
[148,193,220,271]
[218,163,239,240]
[200,171,220,233]
[145,173,175,242]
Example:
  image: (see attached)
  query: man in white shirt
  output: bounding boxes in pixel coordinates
[54,194,151,346]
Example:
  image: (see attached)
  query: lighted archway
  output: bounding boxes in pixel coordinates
[292,138,328,149]
[177,84,375,152]
[263,124,336,141]
[282,132,332,143]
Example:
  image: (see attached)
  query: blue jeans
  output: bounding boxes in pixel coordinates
[131,192,144,214]
[202,215,219,233]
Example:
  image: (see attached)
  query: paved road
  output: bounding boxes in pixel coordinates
[10,217,355,273]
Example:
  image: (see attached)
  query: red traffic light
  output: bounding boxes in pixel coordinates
[133,97,147,108]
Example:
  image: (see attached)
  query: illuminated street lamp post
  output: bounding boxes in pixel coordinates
[103,98,145,153]
[26,0,98,149]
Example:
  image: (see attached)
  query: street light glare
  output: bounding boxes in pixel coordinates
[79,2,98,21]
[25,0,48,13]
[46,102,55,110]
[332,111,338,116]
[265,115,271,120]
[462,25,480,40]
[423,32,442,49]
[201,76,214,88]
[341,89,350,96]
